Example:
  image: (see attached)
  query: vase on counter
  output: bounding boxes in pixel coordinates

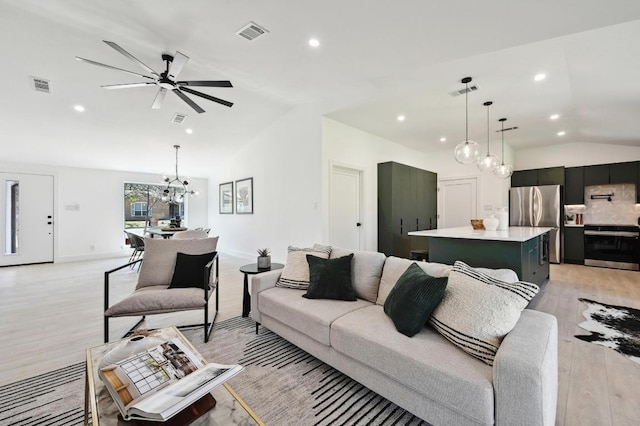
[483,215,499,231]
[496,207,509,231]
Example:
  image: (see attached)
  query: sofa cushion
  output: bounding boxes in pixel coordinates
[330,247,387,303]
[331,305,495,425]
[384,263,448,337]
[303,254,357,301]
[429,261,539,366]
[377,257,453,305]
[168,251,216,289]
[105,285,209,317]
[276,245,332,289]
[259,287,372,346]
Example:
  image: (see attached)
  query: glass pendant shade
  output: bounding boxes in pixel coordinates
[494,163,514,179]
[476,100,499,172]
[453,76,480,165]
[454,140,481,164]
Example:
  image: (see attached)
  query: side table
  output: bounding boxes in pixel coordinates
[239,263,284,317]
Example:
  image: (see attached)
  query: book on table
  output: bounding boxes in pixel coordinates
[98,336,242,422]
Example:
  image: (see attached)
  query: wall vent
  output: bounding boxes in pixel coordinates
[171,113,187,124]
[236,21,269,41]
[449,85,478,97]
[30,76,52,94]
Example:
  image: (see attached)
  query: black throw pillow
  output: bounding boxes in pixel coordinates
[303,254,357,301]
[384,262,448,337]
[168,251,216,289]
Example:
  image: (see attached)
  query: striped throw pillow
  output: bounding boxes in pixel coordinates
[429,260,539,366]
[276,244,332,289]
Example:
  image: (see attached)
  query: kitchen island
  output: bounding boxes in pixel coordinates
[408,226,552,285]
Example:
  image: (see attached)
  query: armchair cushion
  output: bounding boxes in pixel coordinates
[169,251,217,289]
[105,285,211,317]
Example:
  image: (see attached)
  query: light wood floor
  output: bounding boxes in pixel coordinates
[0,257,638,425]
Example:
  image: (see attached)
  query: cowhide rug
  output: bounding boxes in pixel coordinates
[576,298,640,364]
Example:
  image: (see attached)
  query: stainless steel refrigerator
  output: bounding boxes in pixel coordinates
[509,185,561,263]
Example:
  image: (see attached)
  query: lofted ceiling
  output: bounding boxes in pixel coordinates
[1,0,639,177]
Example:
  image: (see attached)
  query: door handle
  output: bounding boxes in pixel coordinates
[356,223,361,227]
[47,221,52,225]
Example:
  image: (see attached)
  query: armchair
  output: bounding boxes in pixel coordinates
[104,236,220,343]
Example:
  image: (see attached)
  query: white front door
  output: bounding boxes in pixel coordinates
[329,165,362,250]
[0,173,54,266]
[439,177,477,228]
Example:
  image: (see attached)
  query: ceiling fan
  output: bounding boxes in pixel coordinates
[76,40,233,114]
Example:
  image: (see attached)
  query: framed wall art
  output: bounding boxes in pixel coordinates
[235,177,253,214]
[219,181,234,214]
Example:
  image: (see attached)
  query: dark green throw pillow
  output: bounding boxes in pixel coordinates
[168,251,216,289]
[384,262,448,337]
[303,254,357,301]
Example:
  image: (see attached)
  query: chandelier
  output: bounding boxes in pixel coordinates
[453,77,481,164]
[161,145,199,203]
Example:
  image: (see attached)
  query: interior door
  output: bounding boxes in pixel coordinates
[439,178,477,228]
[329,165,362,250]
[0,172,54,266]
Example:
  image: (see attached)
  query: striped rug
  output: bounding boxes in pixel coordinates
[0,317,429,426]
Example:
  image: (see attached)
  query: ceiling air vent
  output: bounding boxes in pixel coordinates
[449,85,478,97]
[30,76,52,94]
[171,113,187,124]
[236,21,269,41]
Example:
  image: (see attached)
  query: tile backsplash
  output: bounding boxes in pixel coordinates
[584,183,638,225]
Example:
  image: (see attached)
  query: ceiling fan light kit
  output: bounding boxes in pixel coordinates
[76,40,234,114]
[493,118,514,179]
[477,100,500,173]
[453,77,481,165]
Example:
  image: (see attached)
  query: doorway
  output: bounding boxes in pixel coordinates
[0,172,54,266]
[329,165,363,250]
[438,177,478,228]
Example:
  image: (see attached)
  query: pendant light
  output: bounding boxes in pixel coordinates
[494,118,514,179]
[453,77,481,164]
[160,145,200,203]
[476,101,500,172]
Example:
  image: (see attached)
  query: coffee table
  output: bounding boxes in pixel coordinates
[84,327,264,425]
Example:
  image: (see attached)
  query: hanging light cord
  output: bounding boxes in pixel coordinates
[500,120,505,165]
[465,81,469,143]
[485,102,491,155]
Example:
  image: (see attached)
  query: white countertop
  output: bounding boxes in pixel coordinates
[408,226,553,242]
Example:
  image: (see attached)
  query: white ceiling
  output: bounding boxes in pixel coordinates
[1,0,640,177]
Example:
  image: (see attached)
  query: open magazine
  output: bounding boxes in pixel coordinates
[98,337,243,422]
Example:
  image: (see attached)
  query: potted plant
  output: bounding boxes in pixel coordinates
[257,248,271,269]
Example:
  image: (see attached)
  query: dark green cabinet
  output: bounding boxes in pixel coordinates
[584,164,610,186]
[378,162,437,258]
[609,161,637,184]
[511,166,565,187]
[564,227,584,264]
[564,167,584,204]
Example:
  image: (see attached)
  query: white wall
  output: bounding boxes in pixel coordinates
[0,161,208,262]
[207,104,324,263]
[514,142,640,169]
[321,118,512,251]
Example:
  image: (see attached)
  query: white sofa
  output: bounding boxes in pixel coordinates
[250,247,558,426]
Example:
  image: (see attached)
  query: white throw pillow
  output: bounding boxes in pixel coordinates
[429,260,539,366]
[276,244,332,289]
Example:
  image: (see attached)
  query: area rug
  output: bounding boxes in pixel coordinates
[0,317,429,425]
[576,298,640,364]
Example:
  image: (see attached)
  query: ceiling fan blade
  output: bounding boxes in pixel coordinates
[173,89,205,114]
[168,51,189,80]
[177,80,233,88]
[152,88,168,109]
[76,57,155,80]
[102,82,156,90]
[103,40,159,77]
[179,86,234,108]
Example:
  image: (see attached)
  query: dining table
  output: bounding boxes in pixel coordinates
[146,227,188,239]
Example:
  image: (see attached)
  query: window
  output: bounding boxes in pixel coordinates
[130,202,148,217]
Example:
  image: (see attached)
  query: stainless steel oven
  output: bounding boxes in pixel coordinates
[584,224,640,271]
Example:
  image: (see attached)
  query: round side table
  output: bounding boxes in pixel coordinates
[239,263,284,317]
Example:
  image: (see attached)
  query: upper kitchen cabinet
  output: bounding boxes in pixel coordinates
[511,166,565,187]
[565,167,584,204]
[609,161,638,184]
[583,164,609,186]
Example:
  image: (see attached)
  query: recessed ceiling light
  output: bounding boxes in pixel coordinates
[550,114,560,120]
[397,115,405,122]
[185,128,193,134]
[74,105,85,112]
[440,137,447,142]
[557,131,566,136]
[534,73,546,82]
[308,38,320,47]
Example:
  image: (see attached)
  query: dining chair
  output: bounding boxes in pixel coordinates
[172,230,209,239]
